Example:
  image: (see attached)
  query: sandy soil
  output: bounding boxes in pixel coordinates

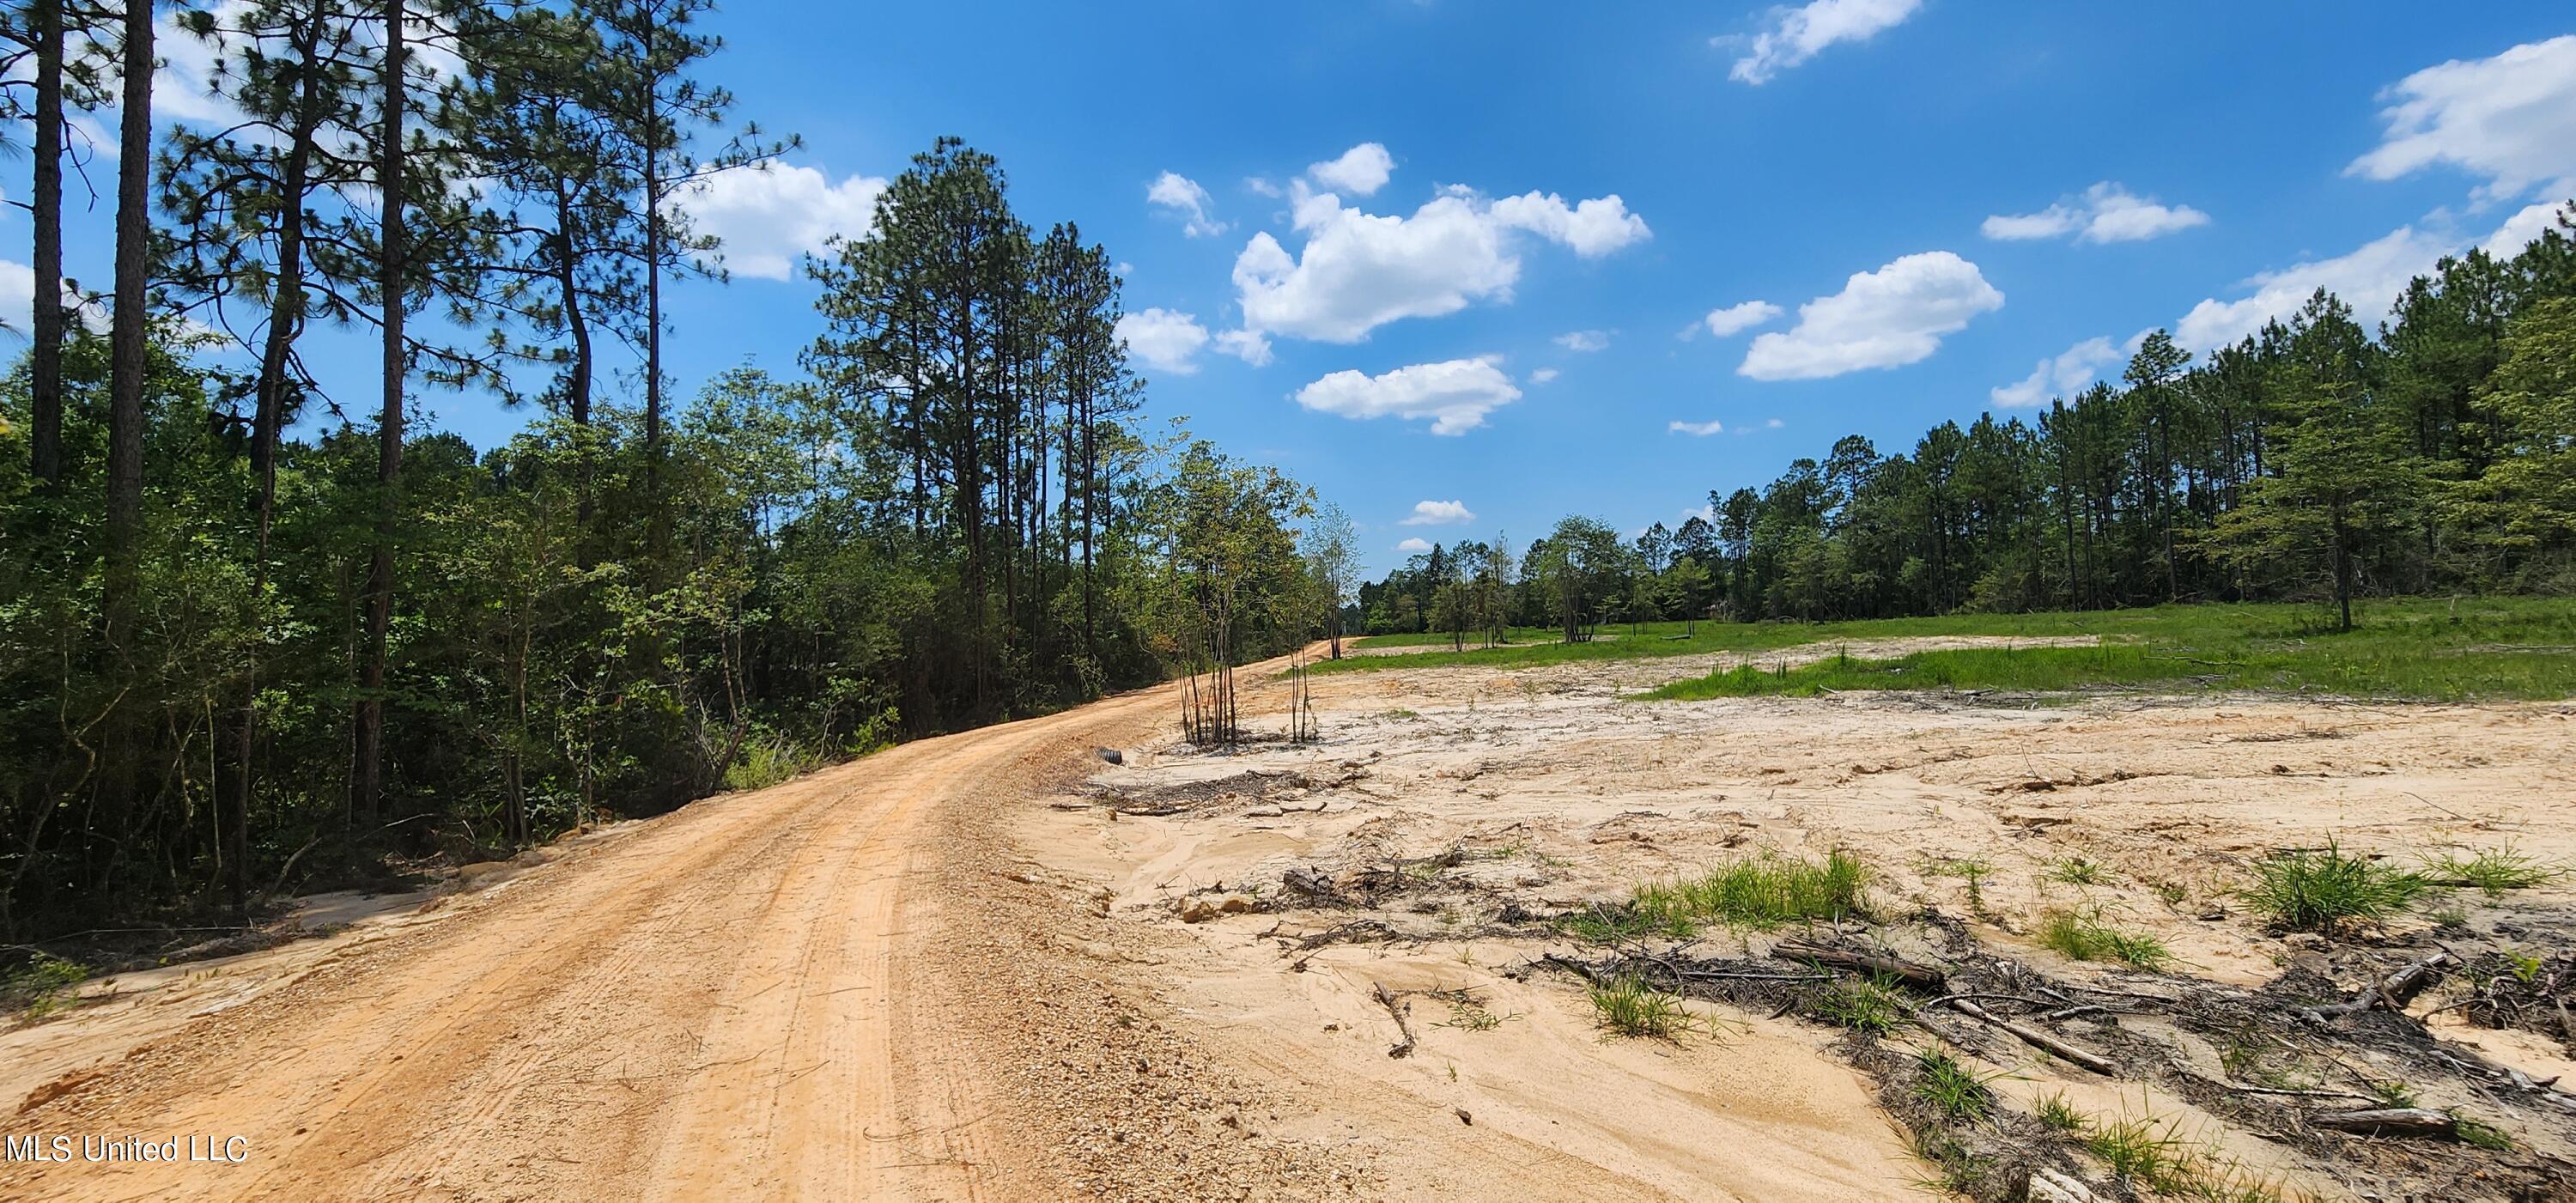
[6,635,2573,1200]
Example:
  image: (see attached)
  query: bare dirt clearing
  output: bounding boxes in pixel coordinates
[1037,636,2576,1200]
[7,635,2574,1200]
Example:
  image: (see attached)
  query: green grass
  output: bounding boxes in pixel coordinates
[2421,844,2567,900]
[1814,975,1907,1036]
[2457,1115,2516,1152]
[1587,975,1699,1040]
[1630,850,1872,930]
[1320,596,2576,703]
[2034,1091,2085,1132]
[2037,907,2178,969]
[1912,1048,1997,1124]
[1327,609,2127,676]
[3,952,88,1021]
[2050,857,2112,885]
[1557,902,1680,945]
[2241,841,2433,935]
[2086,1113,2194,1188]
[1351,623,1576,648]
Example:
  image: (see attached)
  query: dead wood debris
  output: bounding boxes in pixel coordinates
[1371,981,1419,1059]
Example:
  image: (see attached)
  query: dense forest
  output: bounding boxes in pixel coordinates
[1361,210,2576,644]
[0,3,1327,940]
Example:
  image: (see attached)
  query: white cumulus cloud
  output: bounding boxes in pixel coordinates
[678,162,887,281]
[1147,171,1225,238]
[1702,300,1783,337]
[1740,251,2003,380]
[1212,328,1274,367]
[1307,143,1394,196]
[1983,182,2210,244]
[1292,356,1522,436]
[1722,0,1922,86]
[1487,191,1653,258]
[2171,201,2574,353]
[1668,419,1725,436]
[1116,308,1212,374]
[1230,184,1649,344]
[1528,368,1561,385]
[2348,35,2576,204]
[1393,538,1435,554]
[2173,224,2454,352]
[1400,499,1476,526]
[1990,336,2123,408]
[1555,329,1610,352]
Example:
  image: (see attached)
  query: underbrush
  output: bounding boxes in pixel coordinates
[2,952,88,1022]
[720,709,901,792]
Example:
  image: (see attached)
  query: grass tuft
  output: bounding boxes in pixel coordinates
[1630,850,1872,929]
[2050,856,2111,885]
[2086,1113,2192,1188]
[1587,975,1699,1041]
[2242,841,2430,935]
[2456,1115,2516,1151]
[2421,844,2566,900]
[2036,906,2178,969]
[1911,1048,1996,1124]
[2034,1090,2085,1132]
[1814,975,1907,1036]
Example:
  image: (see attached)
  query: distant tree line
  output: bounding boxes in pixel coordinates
[1363,209,2576,641]
[0,3,1319,940]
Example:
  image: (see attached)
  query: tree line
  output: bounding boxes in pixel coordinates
[1363,210,2576,642]
[0,3,1322,941]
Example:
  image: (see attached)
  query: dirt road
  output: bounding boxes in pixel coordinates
[2,678,1199,1201]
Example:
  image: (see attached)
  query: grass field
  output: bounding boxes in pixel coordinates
[1329,597,2576,702]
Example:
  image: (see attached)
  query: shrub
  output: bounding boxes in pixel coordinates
[3,953,88,1020]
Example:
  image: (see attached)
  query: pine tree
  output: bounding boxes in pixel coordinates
[2208,373,2422,631]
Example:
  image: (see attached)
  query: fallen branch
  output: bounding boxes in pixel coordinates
[2217,1081,2383,1104]
[2301,951,2453,1023]
[1373,981,1419,1059]
[2308,1108,2457,1139]
[1772,940,1946,990]
[1948,999,2117,1074]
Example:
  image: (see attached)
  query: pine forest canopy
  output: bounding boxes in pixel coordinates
[1358,216,2576,647]
[0,3,1319,940]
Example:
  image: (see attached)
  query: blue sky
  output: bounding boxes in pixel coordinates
[21,2,2576,574]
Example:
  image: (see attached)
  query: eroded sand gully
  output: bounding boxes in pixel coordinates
[1019,636,2576,1200]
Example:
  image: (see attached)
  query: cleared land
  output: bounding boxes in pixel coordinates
[6,603,2574,1200]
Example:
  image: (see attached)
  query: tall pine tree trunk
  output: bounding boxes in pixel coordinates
[99,0,154,854]
[355,0,407,834]
[233,23,328,914]
[28,0,66,484]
